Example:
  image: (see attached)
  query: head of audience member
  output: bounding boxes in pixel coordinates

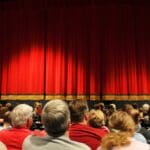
[132,103,138,109]
[33,102,42,116]
[108,110,135,134]
[93,102,105,112]
[109,103,116,110]
[107,103,117,116]
[5,102,13,111]
[42,99,70,137]
[88,109,105,128]
[11,104,33,128]
[122,104,134,114]
[68,100,89,124]
[142,103,150,115]
[128,109,141,126]
[101,111,136,150]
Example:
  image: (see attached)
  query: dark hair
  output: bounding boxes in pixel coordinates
[122,104,133,113]
[93,102,105,111]
[68,100,88,123]
[128,109,140,125]
[3,111,11,124]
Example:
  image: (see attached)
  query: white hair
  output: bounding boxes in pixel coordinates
[11,104,33,127]
[142,103,149,112]
[110,104,116,110]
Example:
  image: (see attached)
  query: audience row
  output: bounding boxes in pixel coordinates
[0,100,149,150]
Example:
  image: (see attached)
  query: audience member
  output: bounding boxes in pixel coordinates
[0,104,33,150]
[69,100,108,150]
[31,102,43,131]
[23,99,90,150]
[105,103,117,120]
[88,109,109,132]
[0,106,9,125]
[128,108,150,143]
[98,111,150,150]
[142,103,150,115]
[122,104,134,114]
[141,103,150,128]
[0,111,12,130]
[93,102,106,113]
[5,102,13,111]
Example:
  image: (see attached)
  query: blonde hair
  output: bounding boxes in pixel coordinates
[108,111,135,133]
[101,111,135,150]
[88,109,105,128]
[101,132,131,150]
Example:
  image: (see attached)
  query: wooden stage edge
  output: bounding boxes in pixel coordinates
[1,94,150,101]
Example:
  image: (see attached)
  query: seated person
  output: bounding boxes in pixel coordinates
[122,104,134,114]
[0,111,12,130]
[128,108,150,143]
[0,104,33,150]
[23,99,90,150]
[141,103,150,128]
[88,109,109,132]
[98,111,150,150]
[69,100,108,150]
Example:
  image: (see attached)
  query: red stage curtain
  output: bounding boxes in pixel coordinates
[0,0,150,100]
[0,9,45,96]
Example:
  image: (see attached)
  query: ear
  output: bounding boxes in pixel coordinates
[67,121,71,130]
[84,112,89,121]
[26,117,33,128]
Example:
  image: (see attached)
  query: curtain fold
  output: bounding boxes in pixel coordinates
[0,10,45,95]
[0,1,150,100]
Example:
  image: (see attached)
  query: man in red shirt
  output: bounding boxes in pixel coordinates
[0,104,33,150]
[69,100,108,150]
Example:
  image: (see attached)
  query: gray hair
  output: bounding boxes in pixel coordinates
[142,103,149,112]
[42,99,70,137]
[11,104,33,127]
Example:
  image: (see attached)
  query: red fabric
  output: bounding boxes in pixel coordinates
[0,10,45,95]
[0,1,150,97]
[69,123,108,150]
[0,127,32,150]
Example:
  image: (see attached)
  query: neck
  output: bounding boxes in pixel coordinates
[14,124,28,128]
[3,123,11,128]
[80,120,87,125]
[73,119,87,125]
[64,131,69,137]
